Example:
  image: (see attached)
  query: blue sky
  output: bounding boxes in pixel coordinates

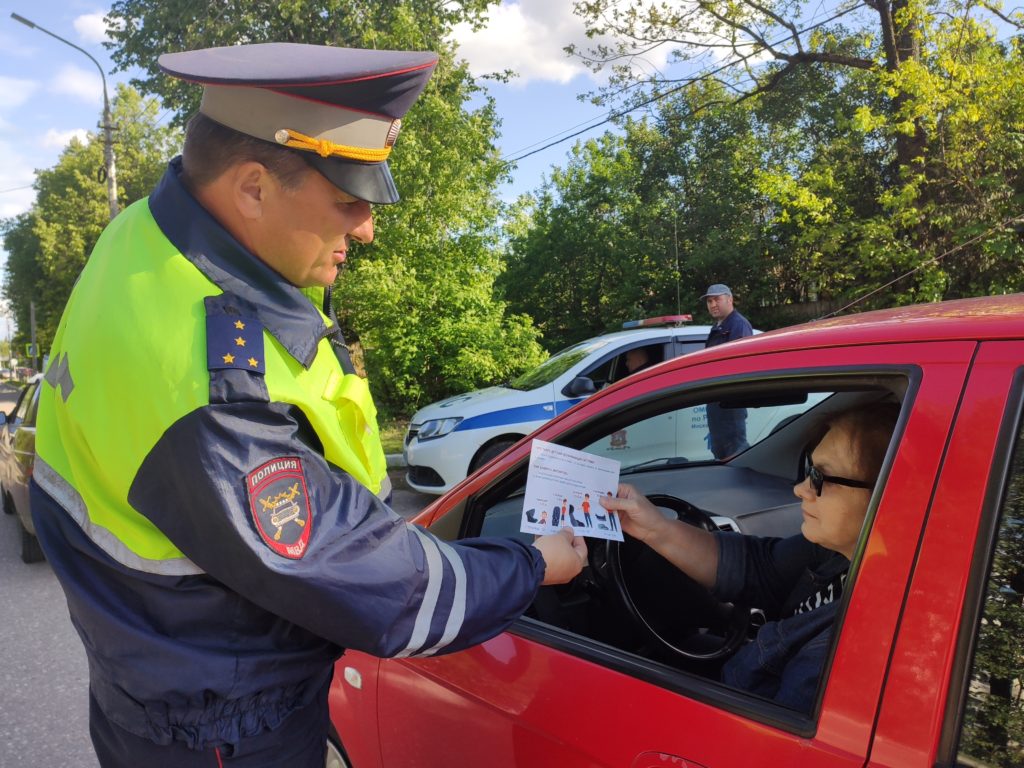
[0,1,636,219]
[0,1,648,338]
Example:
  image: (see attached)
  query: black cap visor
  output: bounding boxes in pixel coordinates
[304,155,399,205]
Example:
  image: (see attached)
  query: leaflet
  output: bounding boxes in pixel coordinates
[520,439,623,542]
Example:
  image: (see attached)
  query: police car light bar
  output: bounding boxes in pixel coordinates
[622,314,693,329]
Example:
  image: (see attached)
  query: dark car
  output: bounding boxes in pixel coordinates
[0,374,44,563]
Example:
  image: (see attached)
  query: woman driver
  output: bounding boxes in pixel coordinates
[599,402,899,711]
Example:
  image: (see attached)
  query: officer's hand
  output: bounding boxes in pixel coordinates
[533,527,588,585]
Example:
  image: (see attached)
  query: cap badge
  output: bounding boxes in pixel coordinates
[384,119,402,148]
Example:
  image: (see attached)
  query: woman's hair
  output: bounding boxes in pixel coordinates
[180,112,311,192]
[822,401,901,483]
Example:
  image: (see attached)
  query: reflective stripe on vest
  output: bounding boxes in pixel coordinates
[36,197,388,571]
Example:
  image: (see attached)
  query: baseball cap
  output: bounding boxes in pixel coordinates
[700,284,733,299]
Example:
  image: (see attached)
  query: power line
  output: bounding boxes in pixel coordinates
[816,214,1024,320]
[0,184,34,195]
[500,4,865,166]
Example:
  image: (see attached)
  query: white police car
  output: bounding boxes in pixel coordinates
[404,316,714,494]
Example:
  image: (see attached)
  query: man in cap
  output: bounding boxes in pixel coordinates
[30,42,586,767]
[701,284,754,459]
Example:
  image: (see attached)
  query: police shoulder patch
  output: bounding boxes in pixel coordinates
[246,457,312,559]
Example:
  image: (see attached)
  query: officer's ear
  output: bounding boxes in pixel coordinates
[232,161,271,221]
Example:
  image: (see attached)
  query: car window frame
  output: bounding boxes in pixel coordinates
[577,334,707,388]
[24,382,42,427]
[9,380,40,427]
[442,363,920,735]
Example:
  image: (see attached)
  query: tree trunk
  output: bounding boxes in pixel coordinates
[881,0,928,170]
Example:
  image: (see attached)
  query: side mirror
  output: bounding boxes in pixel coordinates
[563,376,597,398]
[0,412,7,427]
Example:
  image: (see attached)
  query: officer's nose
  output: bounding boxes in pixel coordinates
[349,201,374,245]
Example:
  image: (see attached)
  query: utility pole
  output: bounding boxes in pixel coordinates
[29,301,38,373]
[11,13,119,220]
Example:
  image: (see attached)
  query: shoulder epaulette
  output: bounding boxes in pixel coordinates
[206,294,266,375]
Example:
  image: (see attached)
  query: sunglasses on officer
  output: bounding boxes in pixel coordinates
[803,453,874,497]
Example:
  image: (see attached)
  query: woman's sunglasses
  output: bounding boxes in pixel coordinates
[803,454,874,497]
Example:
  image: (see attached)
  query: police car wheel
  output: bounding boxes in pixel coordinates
[470,438,517,473]
[325,739,351,768]
[19,519,45,564]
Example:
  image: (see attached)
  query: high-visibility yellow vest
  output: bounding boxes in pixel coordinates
[36,195,387,568]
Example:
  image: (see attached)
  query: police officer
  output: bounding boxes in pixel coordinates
[30,42,586,767]
[701,283,754,458]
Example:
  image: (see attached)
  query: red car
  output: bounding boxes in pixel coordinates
[328,294,1024,768]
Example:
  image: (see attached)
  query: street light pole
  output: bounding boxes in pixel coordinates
[11,12,119,220]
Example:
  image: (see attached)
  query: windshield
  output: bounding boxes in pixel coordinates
[509,339,614,391]
[583,392,833,471]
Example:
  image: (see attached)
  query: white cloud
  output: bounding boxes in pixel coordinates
[0,29,36,59]
[74,12,112,45]
[42,128,89,150]
[452,1,593,86]
[452,0,675,87]
[0,140,37,218]
[0,76,38,111]
[48,64,104,105]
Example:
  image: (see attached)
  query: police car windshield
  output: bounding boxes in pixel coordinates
[509,339,614,391]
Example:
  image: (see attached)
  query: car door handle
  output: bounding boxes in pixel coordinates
[632,753,708,768]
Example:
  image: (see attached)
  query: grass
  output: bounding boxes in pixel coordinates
[379,419,408,455]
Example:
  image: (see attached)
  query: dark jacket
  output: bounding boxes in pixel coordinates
[31,159,545,749]
[706,309,753,348]
[713,532,848,712]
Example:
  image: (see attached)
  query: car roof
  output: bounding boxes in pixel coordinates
[674,294,1024,365]
[575,324,714,346]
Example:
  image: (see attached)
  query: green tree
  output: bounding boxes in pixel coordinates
[1,86,180,354]
[105,0,546,415]
[501,81,793,345]
[753,20,1024,309]
[504,4,1023,333]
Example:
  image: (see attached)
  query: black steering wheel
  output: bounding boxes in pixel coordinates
[594,493,750,661]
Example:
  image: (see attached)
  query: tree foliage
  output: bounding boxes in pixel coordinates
[1,86,180,354]
[105,0,546,416]
[503,3,1023,338]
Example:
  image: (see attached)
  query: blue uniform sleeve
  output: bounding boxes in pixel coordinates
[712,532,823,616]
[128,400,544,658]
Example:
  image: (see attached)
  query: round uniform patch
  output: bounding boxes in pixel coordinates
[247,457,313,559]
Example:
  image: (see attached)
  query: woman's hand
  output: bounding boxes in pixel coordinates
[599,483,719,589]
[599,484,671,544]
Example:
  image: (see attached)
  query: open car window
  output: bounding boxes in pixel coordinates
[462,372,907,725]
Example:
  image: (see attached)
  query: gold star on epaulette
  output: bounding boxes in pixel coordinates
[223,352,236,364]
[248,357,259,368]
[234,320,246,330]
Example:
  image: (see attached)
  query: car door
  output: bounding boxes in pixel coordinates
[0,379,38,493]
[10,380,41,519]
[363,341,973,768]
[865,341,1024,766]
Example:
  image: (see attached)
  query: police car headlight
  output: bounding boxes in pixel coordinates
[417,417,463,441]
